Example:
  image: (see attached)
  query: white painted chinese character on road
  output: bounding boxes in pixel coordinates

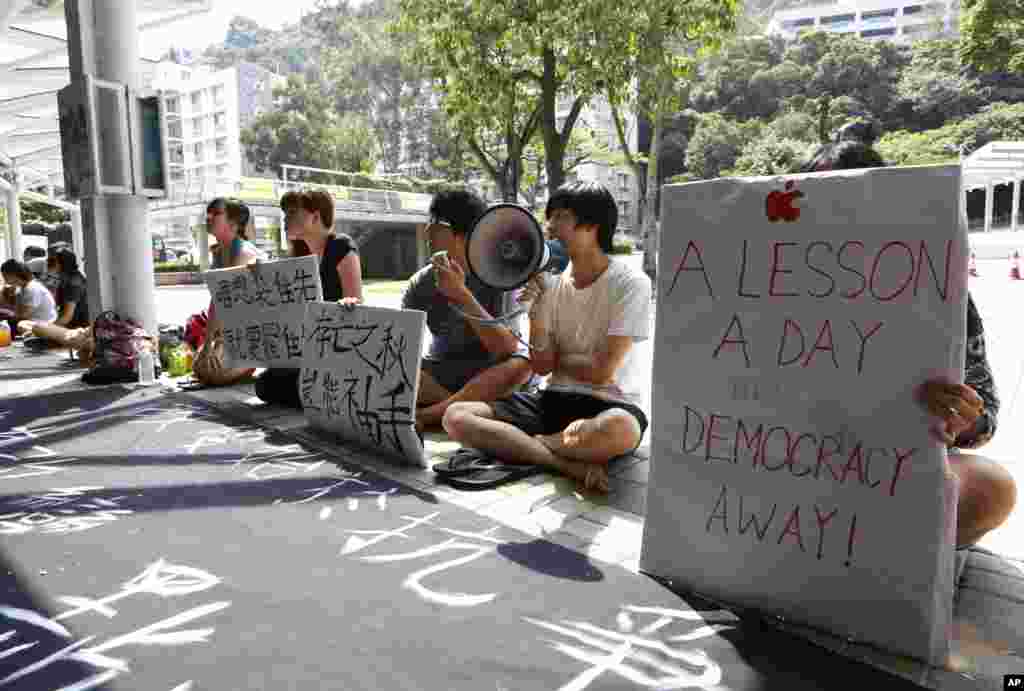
[526,604,738,690]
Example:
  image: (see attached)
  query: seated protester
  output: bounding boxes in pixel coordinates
[402,188,535,433]
[254,189,363,409]
[441,182,652,492]
[193,198,266,387]
[23,246,48,283]
[16,248,90,351]
[40,244,71,298]
[1,259,57,335]
[801,140,1016,548]
[52,248,90,329]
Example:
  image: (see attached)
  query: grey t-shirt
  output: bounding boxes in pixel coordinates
[401,264,529,366]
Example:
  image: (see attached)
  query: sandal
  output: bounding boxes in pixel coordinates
[445,462,545,491]
[432,448,506,477]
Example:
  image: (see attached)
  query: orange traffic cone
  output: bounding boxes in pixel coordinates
[1011,251,1022,280]
[969,252,979,277]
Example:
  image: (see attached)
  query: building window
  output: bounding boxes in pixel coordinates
[214,112,227,132]
[781,17,815,30]
[193,142,204,162]
[821,13,855,24]
[216,164,228,176]
[170,168,185,182]
[861,27,897,38]
[618,172,629,190]
[621,201,630,216]
[212,85,225,106]
[169,142,184,164]
[862,8,897,19]
[903,4,923,14]
[181,70,190,81]
[192,118,203,138]
[215,138,227,157]
[167,120,183,139]
[165,96,179,114]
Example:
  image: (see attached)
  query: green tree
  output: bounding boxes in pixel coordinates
[240,76,377,178]
[727,133,810,176]
[960,0,1024,73]
[321,0,420,173]
[877,102,1024,165]
[893,39,983,131]
[602,0,741,278]
[20,199,68,225]
[685,113,760,180]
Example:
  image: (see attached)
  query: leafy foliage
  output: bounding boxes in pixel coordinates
[960,0,1024,73]
[240,75,377,178]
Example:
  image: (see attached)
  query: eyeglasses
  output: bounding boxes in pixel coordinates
[427,216,453,230]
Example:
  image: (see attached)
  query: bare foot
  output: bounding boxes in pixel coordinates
[537,418,601,454]
[570,461,609,494]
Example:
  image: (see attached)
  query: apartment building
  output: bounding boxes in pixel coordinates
[540,95,641,233]
[152,59,283,195]
[766,0,959,43]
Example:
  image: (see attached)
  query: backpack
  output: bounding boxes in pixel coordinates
[82,310,158,385]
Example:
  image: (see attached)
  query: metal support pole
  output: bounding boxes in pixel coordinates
[70,205,84,259]
[6,172,22,260]
[65,0,156,333]
[984,182,994,233]
[1013,178,1021,233]
[197,212,210,270]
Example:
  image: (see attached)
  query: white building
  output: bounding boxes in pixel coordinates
[766,0,959,43]
[151,60,284,196]
[552,95,641,234]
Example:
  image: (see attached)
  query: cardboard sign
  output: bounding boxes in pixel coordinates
[300,302,426,467]
[203,256,323,369]
[641,165,967,664]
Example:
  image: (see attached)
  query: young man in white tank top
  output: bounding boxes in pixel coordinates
[442,181,652,492]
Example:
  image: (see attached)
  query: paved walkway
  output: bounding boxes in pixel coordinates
[2,253,1023,687]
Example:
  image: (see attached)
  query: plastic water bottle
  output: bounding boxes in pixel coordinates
[137,349,156,385]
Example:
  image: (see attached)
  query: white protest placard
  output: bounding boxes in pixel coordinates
[641,165,967,664]
[203,256,323,369]
[300,302,426,467]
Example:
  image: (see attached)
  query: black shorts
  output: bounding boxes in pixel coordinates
[491,389,648,446]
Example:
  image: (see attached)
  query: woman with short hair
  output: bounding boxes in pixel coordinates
[254,189,363,408]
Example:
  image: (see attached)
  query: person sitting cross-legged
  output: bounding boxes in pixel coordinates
[403,188,535,433]
[441,181,652,492]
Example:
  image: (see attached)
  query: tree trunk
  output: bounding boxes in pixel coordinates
[540,48,564,194]
[642,117,662,282]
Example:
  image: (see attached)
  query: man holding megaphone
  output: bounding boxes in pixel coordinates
[402,189,536,433]
[440,182,652,493]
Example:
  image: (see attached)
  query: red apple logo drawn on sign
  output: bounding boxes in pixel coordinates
[766,180,804,223]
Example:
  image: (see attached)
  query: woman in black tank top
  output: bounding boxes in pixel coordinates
[255,189,364,408]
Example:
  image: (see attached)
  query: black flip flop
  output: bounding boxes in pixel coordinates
[432,448,506,477]
[445,463,545,491]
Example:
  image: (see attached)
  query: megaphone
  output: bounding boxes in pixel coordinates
[466,203,561,291]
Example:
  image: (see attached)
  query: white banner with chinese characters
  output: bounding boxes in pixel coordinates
[300,302,426,467]
[203,256,323,368]
[641,165,967,664]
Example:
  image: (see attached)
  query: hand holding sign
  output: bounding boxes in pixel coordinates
[643,164,968,664]
[919,379,984,445]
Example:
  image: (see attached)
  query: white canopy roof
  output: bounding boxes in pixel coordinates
[0,0,210,193]
[962,141,1024,192]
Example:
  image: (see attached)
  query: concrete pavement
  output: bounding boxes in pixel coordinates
[2,251,1023,688]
